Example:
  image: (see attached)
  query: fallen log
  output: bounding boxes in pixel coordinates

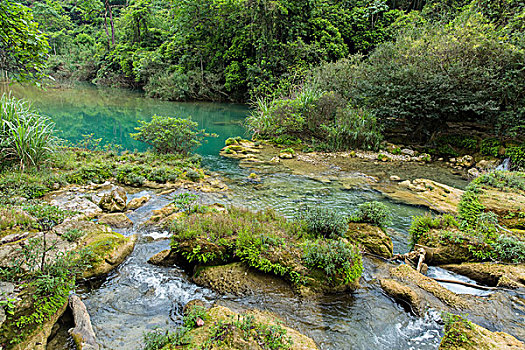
[69,294,100,350]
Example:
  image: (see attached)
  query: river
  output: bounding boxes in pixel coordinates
[10,83,472,350]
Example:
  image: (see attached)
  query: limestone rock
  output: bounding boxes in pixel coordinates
[126,195,150,210]
[390,175,401,181]
[147,249,179,267]
[476,159,500,170]
[468,168,481,178]
[82,233,137,279]
[192,262,293,296]
[439,318,525,350]
[375,179,464,214]
[457,155,474,168]
[347,222,393,258]
[380,278,423,316]
[183,305,320,350]
[50,196,102,218]
[279,151,294,159]
[98,213,133,228]
[401,148,415,156]
[98,187,127,212]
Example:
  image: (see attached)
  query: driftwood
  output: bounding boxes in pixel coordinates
[68,294,100,350]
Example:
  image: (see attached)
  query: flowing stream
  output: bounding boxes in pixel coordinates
[11,84,486,349]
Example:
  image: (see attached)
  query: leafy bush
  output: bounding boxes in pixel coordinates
[480,138,501,157]
[505,144,525,170]
[408,214,458,249]
[303,239,363,285]
[131,115,209,155]
[321,107,383,151]
[298,205,348,238]
[0,94,59,170]
[458,190,485,229]
[350,201,391,228]
[493,236,525,263]
[473,171,525,191]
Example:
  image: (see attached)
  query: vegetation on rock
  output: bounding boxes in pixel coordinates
[168,206,363,293]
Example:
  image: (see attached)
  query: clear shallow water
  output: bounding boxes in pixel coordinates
[11,84,445,349]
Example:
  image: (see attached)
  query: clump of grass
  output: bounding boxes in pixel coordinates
[0,93,59,170]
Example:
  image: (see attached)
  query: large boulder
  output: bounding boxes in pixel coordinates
[192,262,294,296]
[98,187,127,212]
[441,263,525,289]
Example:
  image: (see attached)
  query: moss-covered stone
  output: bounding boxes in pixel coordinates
[166,305,319,350]
[439,316,524,350]
[347,222,393,258]
[192,262,294,296]
[166,207,362,296]
[390,264,468,309]
[82,232,137,279]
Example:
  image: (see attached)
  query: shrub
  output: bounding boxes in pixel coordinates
[350,201,391,228]
[493,236,525,263]
[458,190,485,229]
[321,107,383,151]
[298,205,348,238]
[0,94,59,169]
[505,144,525,170]
[408,214,458,249]
[303,239,363,285]
[131,115,209,155]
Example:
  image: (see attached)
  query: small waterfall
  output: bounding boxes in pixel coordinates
[496,158,511,171]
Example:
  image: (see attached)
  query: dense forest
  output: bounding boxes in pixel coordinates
[1,0,524,154]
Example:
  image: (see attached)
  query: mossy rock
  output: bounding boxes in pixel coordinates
[192,262,294,296]
[415,229,477,265]
[439,318,524,350]
[390,264,468,310]
[347,222,393,258]
[171,305,319,350]
[82,232,137,279]
[0,285,68,350]
[441,263,525,289]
